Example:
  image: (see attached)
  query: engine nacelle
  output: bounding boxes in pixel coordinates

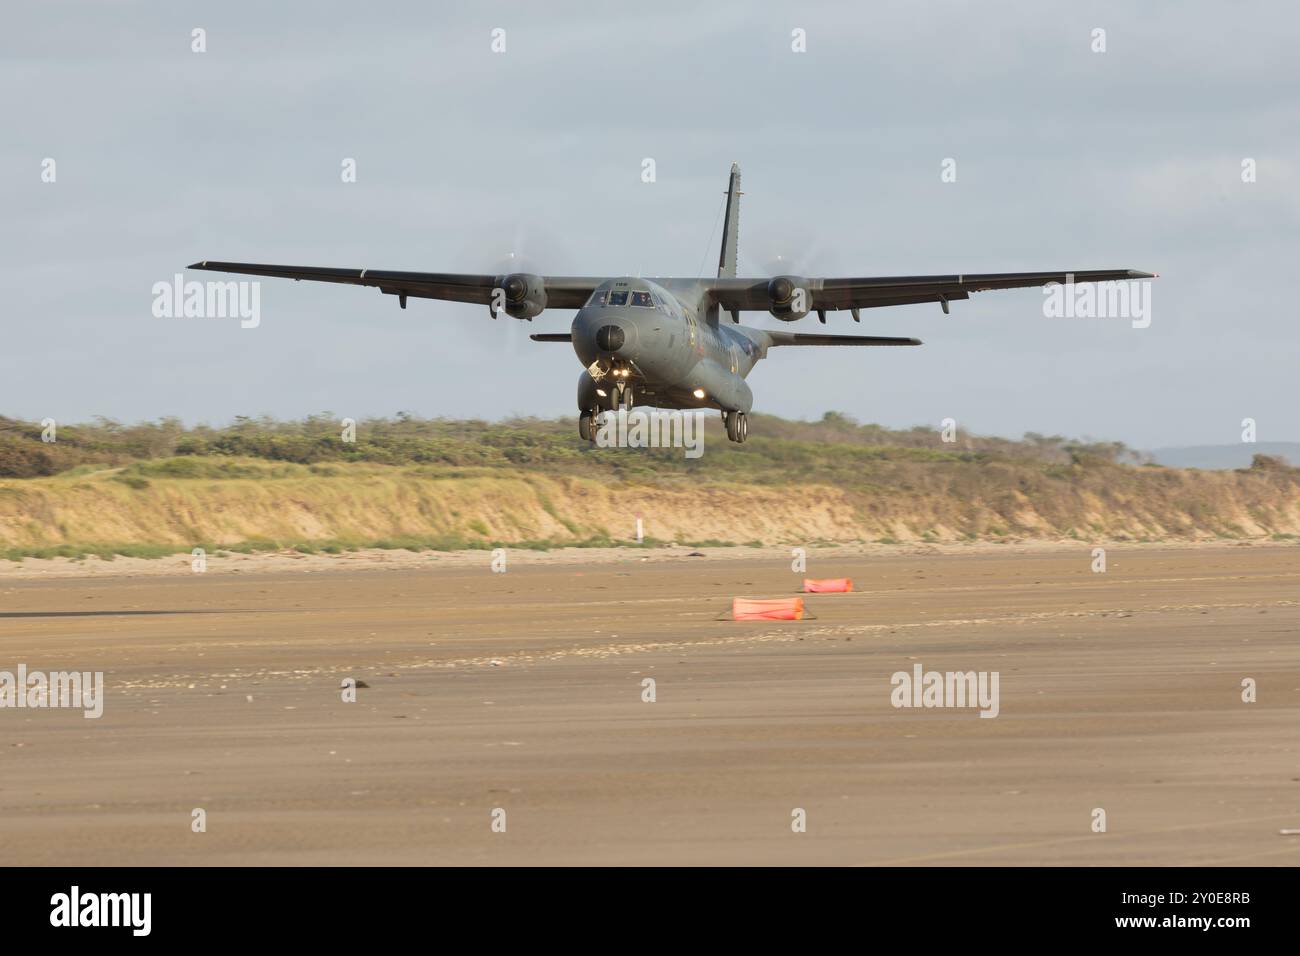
[495,272,547,320]
[767,275,811,321]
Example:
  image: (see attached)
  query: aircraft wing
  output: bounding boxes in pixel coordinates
[711,269,1155,314]
[186,261,603,309]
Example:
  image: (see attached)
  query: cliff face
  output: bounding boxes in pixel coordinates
[2,456,1298,557]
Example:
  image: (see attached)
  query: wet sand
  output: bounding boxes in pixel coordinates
[2,544,1298,865]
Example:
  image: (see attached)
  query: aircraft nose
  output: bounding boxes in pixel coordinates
[595,324,626,352]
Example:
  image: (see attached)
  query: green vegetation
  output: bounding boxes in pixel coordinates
[0,411,1146,483]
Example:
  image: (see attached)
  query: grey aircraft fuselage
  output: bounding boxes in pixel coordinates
[571,278,763,415]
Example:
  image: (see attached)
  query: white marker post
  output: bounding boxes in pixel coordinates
[635,514,644,544]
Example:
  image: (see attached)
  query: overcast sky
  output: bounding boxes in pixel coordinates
[3,1,1296,448]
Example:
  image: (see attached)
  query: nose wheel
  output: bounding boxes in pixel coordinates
[615,382,634,410]
[724,410,748,443]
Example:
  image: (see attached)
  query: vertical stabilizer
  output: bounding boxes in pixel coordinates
[717,163,741,278]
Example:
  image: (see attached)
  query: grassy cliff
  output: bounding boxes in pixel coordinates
[1,413,1297,559]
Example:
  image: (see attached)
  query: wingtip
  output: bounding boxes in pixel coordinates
[187,261,208,270]
[1129,269,1157,279]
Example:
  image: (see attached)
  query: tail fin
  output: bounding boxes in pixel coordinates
[717,163,741,278]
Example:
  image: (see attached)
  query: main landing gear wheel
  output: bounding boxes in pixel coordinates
[725,410,748,443]
[579,409,598,442]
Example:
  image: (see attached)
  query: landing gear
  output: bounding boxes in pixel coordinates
[616,383,634,410]
[579,408,599,442]
[724,410,748,443]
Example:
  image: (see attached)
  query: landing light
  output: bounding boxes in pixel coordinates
[693,389,706,399]
[595,388,607,398]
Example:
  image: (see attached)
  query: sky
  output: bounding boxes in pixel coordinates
[3,1,1297,448]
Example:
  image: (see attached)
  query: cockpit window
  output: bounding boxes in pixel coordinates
[630,291,654,308]
[586,290,607,307]
[607,290,629,306]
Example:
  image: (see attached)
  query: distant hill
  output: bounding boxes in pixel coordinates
[1147,443,1300,470]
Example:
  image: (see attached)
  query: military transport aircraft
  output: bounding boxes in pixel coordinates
[189,165,1153,443]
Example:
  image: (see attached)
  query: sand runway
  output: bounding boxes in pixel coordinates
[2,544,1298,865]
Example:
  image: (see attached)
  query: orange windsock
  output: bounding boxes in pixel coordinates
[803,578,853,593]
[732,597,805,621]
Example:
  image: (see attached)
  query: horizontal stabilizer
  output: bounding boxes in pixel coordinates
[765,332,922,347]
[529,333,572,343]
